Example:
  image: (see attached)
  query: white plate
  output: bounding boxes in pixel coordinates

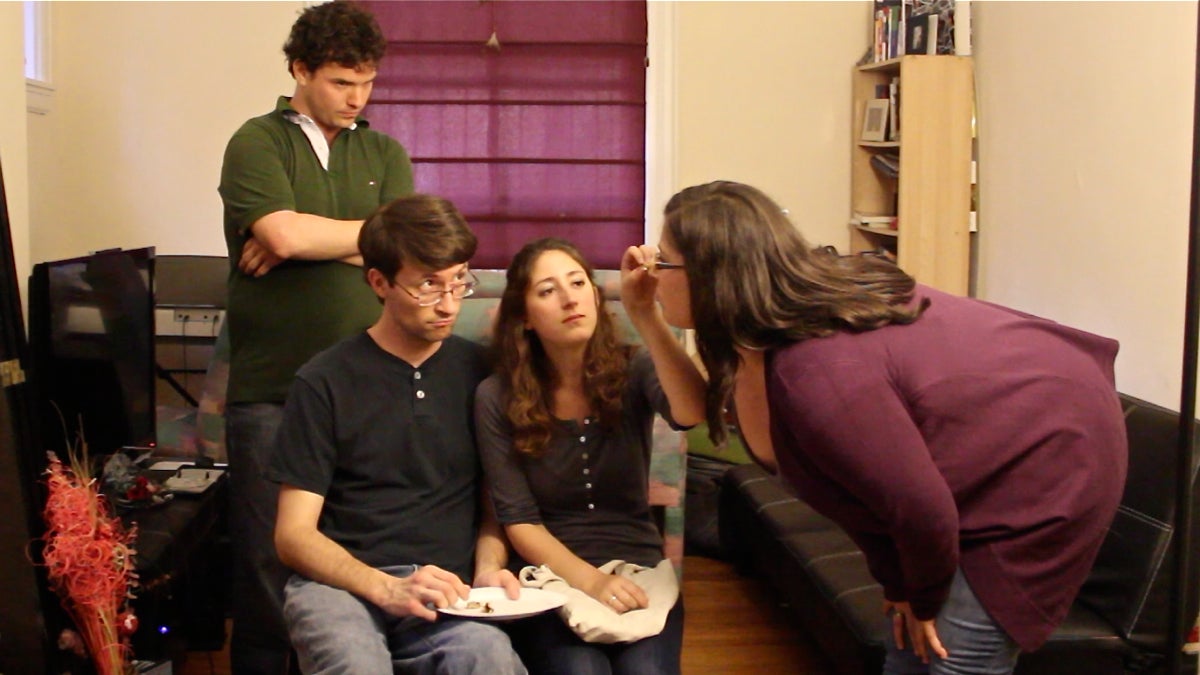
[438,587,566,621]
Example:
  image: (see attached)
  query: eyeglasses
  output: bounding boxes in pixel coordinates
[653,250,685,271]
[402,270,479,307]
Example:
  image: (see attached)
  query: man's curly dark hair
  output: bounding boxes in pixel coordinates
[283,1,387,75]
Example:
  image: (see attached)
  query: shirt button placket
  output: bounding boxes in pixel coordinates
[414,371,425,401]
[581,428,593,510]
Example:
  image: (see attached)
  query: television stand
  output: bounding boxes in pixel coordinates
[123,467,229,664]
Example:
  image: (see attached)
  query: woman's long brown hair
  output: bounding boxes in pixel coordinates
[490,238,634,458]
[662,181,928,447]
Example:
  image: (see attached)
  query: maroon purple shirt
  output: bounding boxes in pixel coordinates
[763,285,1127,650]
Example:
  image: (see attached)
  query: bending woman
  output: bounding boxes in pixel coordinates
[475,237,705,675]
[652,181,1127,675]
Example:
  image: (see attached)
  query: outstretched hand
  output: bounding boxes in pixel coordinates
[619,244,661,319]
[884,600,948,664]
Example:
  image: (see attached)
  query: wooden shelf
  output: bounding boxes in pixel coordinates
[858,57,902,72]
[853,224,899,238]
[850,55,974,295]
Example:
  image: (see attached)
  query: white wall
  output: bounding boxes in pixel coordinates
[673,1,868,249]
[17,1,1200,411]
[1,3,30,293]
[26,1,865,266]
[973,1,1197,410]
[28,1,303,263]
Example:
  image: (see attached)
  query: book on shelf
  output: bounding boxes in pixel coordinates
[887,76,900,141]
[851,212,898,230]
[872,0,909,62]
[870,0,969,61]
[873,151,900,169]
[869,152,901,179]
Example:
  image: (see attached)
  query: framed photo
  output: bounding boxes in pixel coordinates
[861,99,890,142]
[906,12,938,55]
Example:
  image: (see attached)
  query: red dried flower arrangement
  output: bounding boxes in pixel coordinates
[41,444,139,675]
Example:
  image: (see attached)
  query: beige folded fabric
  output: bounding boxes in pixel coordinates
[518,559,680,644]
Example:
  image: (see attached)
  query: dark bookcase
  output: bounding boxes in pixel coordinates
[0,160,54,672]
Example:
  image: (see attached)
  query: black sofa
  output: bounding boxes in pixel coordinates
[719,394,1199,674]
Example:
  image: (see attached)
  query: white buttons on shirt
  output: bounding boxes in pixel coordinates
[588,503,595,510]
[414,371,422,380]
[585,482,592,489]
[579,436,586,443]
[416,391,426,399]
[583,468,590,475]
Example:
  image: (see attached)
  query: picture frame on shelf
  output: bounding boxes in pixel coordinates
[861,99,890,142]
[912,0,956,55]
[906,13,939,55]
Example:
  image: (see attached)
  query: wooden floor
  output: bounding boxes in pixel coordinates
[176,555,835,675]
[679,555,835,674]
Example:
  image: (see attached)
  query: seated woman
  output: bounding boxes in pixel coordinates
[474,237,706,675]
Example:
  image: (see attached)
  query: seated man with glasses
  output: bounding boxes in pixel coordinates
[267,194,527,674]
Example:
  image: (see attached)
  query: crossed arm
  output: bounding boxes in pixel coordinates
[239,212,365,277]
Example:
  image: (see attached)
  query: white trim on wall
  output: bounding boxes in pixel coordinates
[24,1,53,115]
[645,1,677,245]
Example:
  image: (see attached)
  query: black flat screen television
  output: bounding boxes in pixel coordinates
[28,247,157,458]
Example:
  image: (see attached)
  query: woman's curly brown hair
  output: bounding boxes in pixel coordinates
[491,238,634,458]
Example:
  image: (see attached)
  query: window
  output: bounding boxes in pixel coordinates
[24,1,53,115]
[24,1,48,82]
[362,1,647,269]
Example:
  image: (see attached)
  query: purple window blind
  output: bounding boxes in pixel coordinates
[361,0,648,269]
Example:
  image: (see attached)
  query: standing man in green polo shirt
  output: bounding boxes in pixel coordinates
[218,2,412,672]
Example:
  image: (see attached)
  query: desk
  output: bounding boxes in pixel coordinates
[121,469,229,662]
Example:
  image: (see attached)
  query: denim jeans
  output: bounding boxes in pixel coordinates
[507,597,684,675]
[227,402,293,674]
[284,565,527,675]
[883,569,1021,675]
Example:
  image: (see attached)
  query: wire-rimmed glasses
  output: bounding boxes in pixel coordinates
[653,250,685,270]
[402,270,479,307]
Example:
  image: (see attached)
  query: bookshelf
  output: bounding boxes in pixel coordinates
[850,55,974,295]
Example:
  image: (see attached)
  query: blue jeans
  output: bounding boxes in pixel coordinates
[284,565,527,675]
[883,569,1020,675]
[507,597,684,675]
[226,402,292,674]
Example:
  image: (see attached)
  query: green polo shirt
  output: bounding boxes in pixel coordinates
[219,96,414,404]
